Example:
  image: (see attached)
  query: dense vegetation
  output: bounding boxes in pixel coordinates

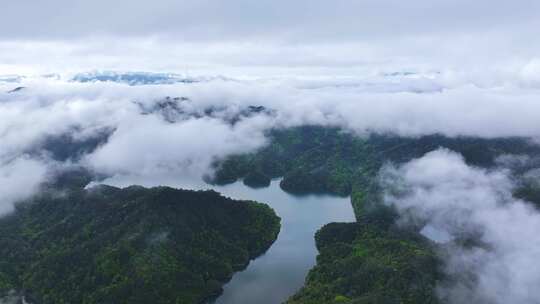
[3,125,539,304]
[211,126,540,198]
[0,183,280,304]
[514,182,540,210]
[242,171,271,188]
[287,175,442,304]
[288,223,440,304]
[210,125,540,303]
[209,126,370,195]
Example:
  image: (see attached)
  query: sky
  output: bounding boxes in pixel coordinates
[2,0,540,79]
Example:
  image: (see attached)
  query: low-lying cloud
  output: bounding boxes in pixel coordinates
[0,156,48,215]
[1,75,540,212]
[0,2,539,303]
[381,149,540,304]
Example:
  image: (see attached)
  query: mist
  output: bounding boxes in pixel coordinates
[0,157,47,215]
[1,75,540,210]
[1,1,540,303]
[381,149,540,304]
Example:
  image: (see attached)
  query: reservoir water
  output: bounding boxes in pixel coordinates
[208,179,355,304]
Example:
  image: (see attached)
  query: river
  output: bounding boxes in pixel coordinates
[209,179,355,304]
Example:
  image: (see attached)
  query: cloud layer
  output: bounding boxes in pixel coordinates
[381,149,540,304]
[0,156,48,214]
[1,75,539,212]
[2,0,540,43]
[1,3,540,302]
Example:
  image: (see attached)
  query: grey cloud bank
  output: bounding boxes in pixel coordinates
[2,0,539,41]
[2,0,540,80]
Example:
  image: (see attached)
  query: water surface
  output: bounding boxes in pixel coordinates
[209,179,355,304]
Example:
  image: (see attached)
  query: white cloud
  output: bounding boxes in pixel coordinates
[381,149,540,304]
[84,113,269,186]
[1,2,540,301]
[0,156,48,215]
[1,73,540,212]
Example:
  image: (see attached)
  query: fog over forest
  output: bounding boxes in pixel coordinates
[2,1,540,303]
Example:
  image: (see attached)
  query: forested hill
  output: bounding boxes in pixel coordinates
[210,126,540,198]
[0,184,280,304]
[210,125,540,304]
[287,187,442,304]
[2,125,539,304]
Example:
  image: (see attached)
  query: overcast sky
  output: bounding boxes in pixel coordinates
[3,0,539,40]
[2,0,540,76]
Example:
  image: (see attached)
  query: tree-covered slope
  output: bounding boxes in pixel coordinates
[209,126,371,196]
[0,185,280,304]
[287,188,442,304]
[209,125,540,304]
[3,125,537,304]
[210,126,540,197]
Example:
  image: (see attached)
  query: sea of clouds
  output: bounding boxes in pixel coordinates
[1,72,540,212]
[2,1,540,302]
[1,71,540,303]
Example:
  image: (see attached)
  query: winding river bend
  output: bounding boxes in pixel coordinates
[209,179,355,304]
